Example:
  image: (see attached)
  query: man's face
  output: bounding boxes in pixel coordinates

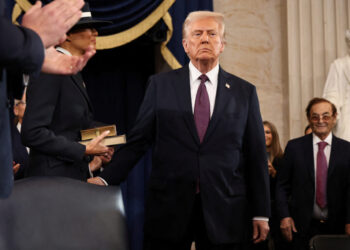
[182,17,224,65]
[308,102,337,140]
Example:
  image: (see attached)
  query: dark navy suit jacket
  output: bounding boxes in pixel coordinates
[22,72,100,181]
[0,4,44,198]
[100,65,270,244]
[276,134,350,235]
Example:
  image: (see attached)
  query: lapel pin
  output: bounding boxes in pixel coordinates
[225,83,230,89]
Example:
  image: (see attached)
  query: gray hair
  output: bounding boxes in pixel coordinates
[182,11,226,42]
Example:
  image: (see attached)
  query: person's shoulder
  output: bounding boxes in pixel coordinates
[333,135,350,148]
[333,55,350,68]
[29,72,67,87]
[286,134,311,149]
[151,66,187,79]
[220,67,256,90]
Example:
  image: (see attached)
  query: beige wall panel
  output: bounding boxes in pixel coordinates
[214,0,289,146]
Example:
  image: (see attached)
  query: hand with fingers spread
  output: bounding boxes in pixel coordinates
[280,217,297,242]
[85,130,110,156]
[41,46,95,75]
[252,220,269,244]
[22,0,84,48]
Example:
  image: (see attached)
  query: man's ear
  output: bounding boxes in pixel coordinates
[219,40,225,53]
[182,39,188,53]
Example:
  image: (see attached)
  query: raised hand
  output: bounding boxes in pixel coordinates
[41,46,96,75]
[22,0,84,48]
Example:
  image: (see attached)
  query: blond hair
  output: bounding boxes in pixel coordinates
[182,11,225,42]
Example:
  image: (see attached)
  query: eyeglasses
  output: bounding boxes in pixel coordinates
[310,114,333,122]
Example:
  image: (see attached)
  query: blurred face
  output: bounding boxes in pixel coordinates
[182,17,224,67]
[13,93,26,123]
[67,28,98,54]
[308,102,337,140]
[264,125,272,147]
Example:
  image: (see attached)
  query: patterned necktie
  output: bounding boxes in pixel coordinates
[316,141,328,209]
[194,74,210,143]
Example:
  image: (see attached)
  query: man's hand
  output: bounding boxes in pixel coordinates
[13,161,20,174]
[280,217,297,242]
[87,177,106,186]
[85,130,110,155]
[345,224,350,235]
[22,0,84,48]
[89,156,103,172]
[99,147,114,165]
[252,220,269,244]
[41,46,96,75]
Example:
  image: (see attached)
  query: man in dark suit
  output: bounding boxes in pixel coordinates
[0,0,95,198]
[21,3,112,181]
[276,97,350,250]
[88,11,270,250]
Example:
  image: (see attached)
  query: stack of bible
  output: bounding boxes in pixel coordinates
[79,125,126,146]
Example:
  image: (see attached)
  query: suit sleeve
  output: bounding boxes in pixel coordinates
[275,142,293,219]
[99,76,156,185]
[243,86,271,217]
[21,74,86,161]
[0,16,44,75]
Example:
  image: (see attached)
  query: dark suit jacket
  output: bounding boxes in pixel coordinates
[21,72,99,181]
[276,134,350,235]
[0,8,44,198]
[100,65,270,244]
[10,123,29,180]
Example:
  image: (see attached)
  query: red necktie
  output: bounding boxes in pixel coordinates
[194,74,210,143]
[316,141,328,209]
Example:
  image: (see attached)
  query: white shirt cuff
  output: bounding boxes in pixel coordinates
[88,164,93,178]
[98,177,108,186]
[253,217,269,222]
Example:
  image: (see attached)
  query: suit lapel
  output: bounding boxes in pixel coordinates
[203,68,231,143]
[304,134,315,183]
[71,73,93,111]
[328,136,338,179]
[172,66,200,144]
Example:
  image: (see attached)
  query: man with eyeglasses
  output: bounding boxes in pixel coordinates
[276,97,350,250]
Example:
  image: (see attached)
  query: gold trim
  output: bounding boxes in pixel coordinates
[160,12,181,69]
[96,0,175,50]
[14,0,32,12]
[12,0,32,25]
[12,0,182,69]
[11,4,22,25]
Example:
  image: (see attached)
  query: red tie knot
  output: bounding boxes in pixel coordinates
[318,141,328,151]
[199,74,209,84]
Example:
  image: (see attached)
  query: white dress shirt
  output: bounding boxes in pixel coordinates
[312,132,332,219]
[189,61,218,117]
